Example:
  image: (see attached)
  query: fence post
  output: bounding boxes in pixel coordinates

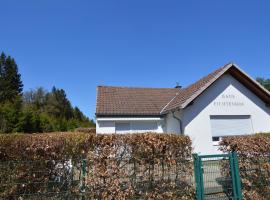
[193,154,203,200]
[229,153,237,199]
[80,158,87,200]
[232,152,242,200]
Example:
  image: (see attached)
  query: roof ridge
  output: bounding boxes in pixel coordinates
[160,92,181,113]
[179,63,233,109]
[161,63,234,113]
[97,85,182,90]
[182,63,232,89]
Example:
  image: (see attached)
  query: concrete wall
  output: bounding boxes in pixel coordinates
[182,74,270,154]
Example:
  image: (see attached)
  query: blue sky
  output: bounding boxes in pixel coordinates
[1,1,270,119]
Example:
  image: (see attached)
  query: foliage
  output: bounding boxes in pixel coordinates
[256,77,270,91]
[88,133,194,199]
[0,52,95,133]
[0,132,194,199]
[0,132,95,199]
[22,87,95,132]
[0,97,21,133]
[0,52,23,103]
[0,132,95,161]
[219,133,270,200]
[74,127,96,134]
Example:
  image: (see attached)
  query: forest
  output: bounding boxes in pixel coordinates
[0,52,95,133]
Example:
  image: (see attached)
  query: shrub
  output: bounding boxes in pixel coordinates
[75,127,96,134]
[0,132,95,199]
[0,132,194,199]
[87,133,194,199]
[220,133,270,200]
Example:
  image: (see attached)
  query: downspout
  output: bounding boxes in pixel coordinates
[172,109,183,134]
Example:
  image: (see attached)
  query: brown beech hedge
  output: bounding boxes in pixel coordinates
[0,132,194,200]
[220,133,270,200]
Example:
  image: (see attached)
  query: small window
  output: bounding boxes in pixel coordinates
[212,137,220,142]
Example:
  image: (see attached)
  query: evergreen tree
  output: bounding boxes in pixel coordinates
[0,53,23,133]
[45,87,73,119]
[0,52,95,133]
[73,106,84,121]
[0,52,23,103]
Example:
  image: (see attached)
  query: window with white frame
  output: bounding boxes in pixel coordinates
[210,115,253,145]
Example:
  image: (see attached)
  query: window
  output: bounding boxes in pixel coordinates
[212,137,220,142]
[210,115,253,137]
[115,122,131,134]
[210,115,253,146]
[131,121,158,132]
[115,121,158,134]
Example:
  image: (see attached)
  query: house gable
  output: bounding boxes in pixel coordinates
[161,63,270,113]
[181,73,270,154]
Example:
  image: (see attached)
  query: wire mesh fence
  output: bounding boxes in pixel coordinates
[0,159,85,199]
[0,157,195,199]
[85,156,195,199]
[0,154,269,199]
[201,157,233,200]
[237,155,270,199]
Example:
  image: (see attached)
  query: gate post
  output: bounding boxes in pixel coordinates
[232,152,242,200]
[193,154,203,200]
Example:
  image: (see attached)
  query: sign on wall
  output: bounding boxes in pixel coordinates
[213,94,244,107]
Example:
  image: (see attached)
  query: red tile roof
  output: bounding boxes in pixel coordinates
[96,63,270,116]
[161,64,230,112]
[96,86,180,115]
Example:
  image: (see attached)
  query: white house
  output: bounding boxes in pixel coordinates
[95,63,270,154]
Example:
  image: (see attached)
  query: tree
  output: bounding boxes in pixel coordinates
[0,52,95,133]
[0,52,23,133]
[45,87,74,120]
[0,100,21,133]
[256,77,270,91]
[16,109,42,133]
[0,52,23,103]
[23,87,47,111]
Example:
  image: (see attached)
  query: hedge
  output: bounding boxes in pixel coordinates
[0,132,95,161]
[220,133,270,200]
[0,132,194,200]
[0,132,95,199]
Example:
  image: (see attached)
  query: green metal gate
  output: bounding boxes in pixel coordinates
[193,152,242,200]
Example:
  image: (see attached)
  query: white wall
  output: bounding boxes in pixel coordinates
[96,121,115,134]
[131,121,164,133]
[182,74,270,154]
[96,117,165,134]
[165,110,182,134]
